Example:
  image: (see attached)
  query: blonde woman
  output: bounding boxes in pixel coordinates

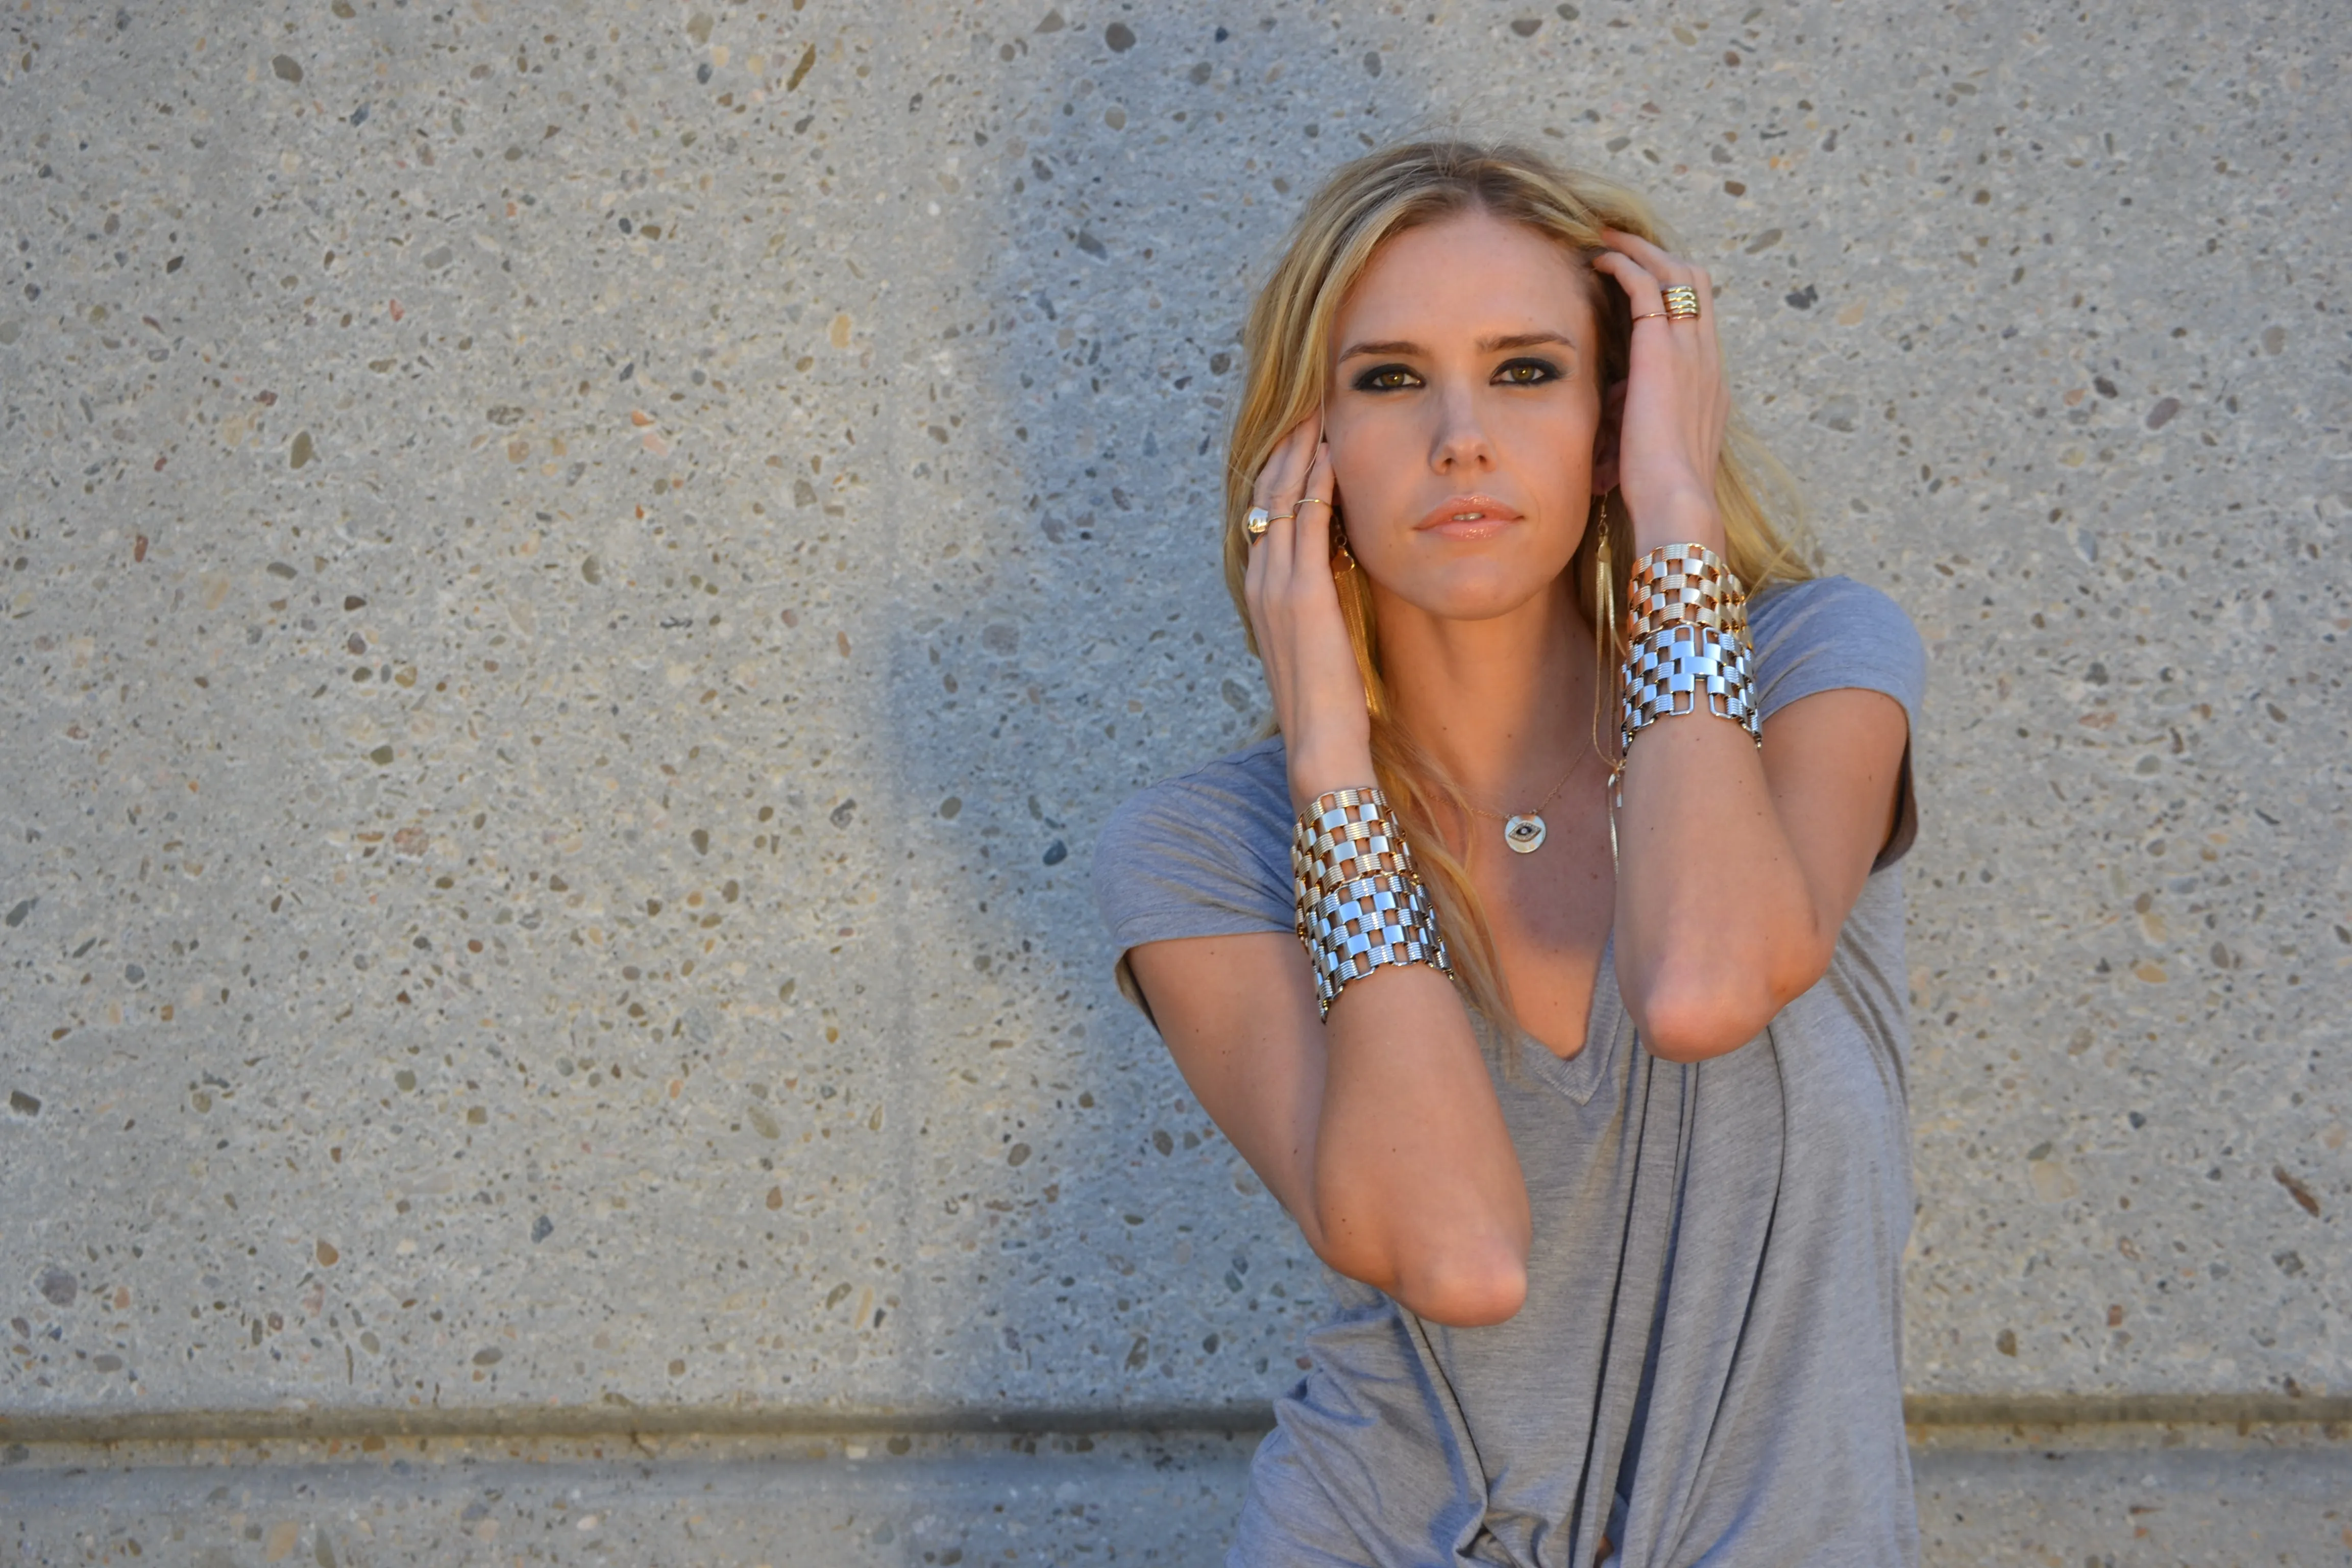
[1094,142,1924,1565]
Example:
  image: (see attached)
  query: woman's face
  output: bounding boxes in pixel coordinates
[1323,208,1611,624]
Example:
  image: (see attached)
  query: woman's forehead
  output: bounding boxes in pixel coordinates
[1337,214,1594,345]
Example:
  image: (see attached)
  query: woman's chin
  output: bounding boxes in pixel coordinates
[1370,570,1562,625]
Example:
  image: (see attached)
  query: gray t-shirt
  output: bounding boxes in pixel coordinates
[1093,576,1927,1567]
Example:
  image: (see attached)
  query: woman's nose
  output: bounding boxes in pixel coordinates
[1428,389,1497,472]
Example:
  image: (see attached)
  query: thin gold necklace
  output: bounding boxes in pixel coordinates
[1464,496,1625,856]
[1466,580,1618,856]
[1465,747,1592,855]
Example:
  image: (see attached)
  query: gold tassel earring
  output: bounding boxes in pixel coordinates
[1590,493,1616,758]
[1591,493,1623,865]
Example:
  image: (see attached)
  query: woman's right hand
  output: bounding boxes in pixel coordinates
[1243,412,1376,808]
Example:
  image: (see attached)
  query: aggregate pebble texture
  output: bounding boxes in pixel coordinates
[2,0,2346,1553]
[5,1426,2348,1567]
[0,1431,1262,1566]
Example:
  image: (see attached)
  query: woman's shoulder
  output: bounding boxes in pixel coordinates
[1747,573,1926,726]
[1106,732,1288,822]
[1749,572,1918,644]
[1098,734,1291,862]
[1092,734,1295,952]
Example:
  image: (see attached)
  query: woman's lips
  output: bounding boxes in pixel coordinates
[1414,496,1522,539]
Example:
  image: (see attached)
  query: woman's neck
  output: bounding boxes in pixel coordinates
[1371,574,1603,811]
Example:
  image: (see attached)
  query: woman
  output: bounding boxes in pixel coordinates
[1093,142,1924,1566]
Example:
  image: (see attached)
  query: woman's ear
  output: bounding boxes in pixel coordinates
[1589,378,1629,496]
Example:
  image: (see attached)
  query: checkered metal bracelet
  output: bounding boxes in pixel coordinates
[1627,541,1748,643]
[1289,787,1451,1019]
[1619,622,1762,755]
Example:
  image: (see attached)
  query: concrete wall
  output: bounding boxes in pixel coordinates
[2,0,2343,1559]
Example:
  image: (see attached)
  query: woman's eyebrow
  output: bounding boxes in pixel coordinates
[1479,330,1578,353]
[1335,330,1579,361]
[1336,337,1423,361]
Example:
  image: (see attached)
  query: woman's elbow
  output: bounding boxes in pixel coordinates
[1630,959,1820,1063]
[1387,1245,1529,1328]
[1311,1228,1529,1326]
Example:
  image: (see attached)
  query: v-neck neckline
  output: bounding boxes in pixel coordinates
[1510,931,1626,1107]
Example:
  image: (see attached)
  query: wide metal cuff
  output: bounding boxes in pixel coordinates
[1620,623,1762,753]
[1627,542,1749,643]
[1289,787,1451,1019]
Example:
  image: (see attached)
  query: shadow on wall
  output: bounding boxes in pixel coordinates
[857,11,1500,1413]
[863,12,1289,1411]
[0,0,1912,1436]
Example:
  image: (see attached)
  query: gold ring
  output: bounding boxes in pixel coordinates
[1295,496,1332,511]
[1661,284,1701,321]
[1244,507,1271,540]
[1631,310,1669,322]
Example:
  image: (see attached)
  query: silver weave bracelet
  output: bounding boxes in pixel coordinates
[1620,622,1762,751]
[1289,787,1450,1019]
[1617,542,1762,763]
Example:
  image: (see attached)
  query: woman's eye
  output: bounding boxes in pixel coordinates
[1353,363,1421,391]
[1494,358,1560,385]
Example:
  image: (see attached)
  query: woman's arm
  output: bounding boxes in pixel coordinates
[1613,684,1909,1061]
[1121,415,1531,1329]
[1128,932,1531,1327]
[1592,228,1913,1060]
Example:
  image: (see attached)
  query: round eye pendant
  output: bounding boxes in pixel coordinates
[1503,815,1548,854]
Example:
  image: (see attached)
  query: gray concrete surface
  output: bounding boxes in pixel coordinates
[2,1430,1264,1567]
[5,1423,2349,1566]
[2,0,2345,1556]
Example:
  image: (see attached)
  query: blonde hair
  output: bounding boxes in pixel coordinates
[1220,139,1811,1038]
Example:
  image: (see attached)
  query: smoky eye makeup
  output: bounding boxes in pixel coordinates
[1493,356,1564,385]
[1350,362,1422,392]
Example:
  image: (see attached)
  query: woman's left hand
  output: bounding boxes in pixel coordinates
[1591,228,1731,549]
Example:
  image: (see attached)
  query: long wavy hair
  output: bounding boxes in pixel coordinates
[1221,140,1811,1038]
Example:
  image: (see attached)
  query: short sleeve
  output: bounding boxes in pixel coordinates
[1091,737,1295,1023]
[1748,575,1927,869]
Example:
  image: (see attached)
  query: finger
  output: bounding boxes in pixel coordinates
[1253,410,1320,510]
[1684,265,1718,326]
[1243,512,1277,651]
[1598,227,1692,283]
[1288,439,1336,576]
[1598,252,1713,337]
[1257,416,1324,584]
[1609,236,1718,331]
[1256,493,1299,602]
[1591,250,1668,320]
[1273,410,1322,508]
[1660,263,1715,325]
[1681,272,1723,361]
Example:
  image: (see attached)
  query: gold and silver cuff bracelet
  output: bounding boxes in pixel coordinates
[1289,786,1450,1019]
